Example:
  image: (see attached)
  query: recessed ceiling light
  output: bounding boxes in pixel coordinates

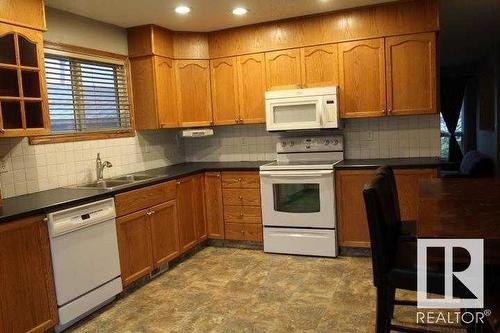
[175,5,191,14]
[232,7,248,16]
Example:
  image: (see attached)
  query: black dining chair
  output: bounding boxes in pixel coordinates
[363,174,466,333]
[375,166,416,241]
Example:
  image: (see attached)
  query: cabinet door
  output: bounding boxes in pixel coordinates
[155,56,178,128]
[193,174,207,241]
[301,44,338,88]
[116,209,154,286]
[0,25,49,137]
[175,59,213,127]
[130,57,157,129]
[237,53,266,124]
[335,170,373,248]
[210,57,239,125]
[385,33,437,116]
[265,48,302,90]
[176,176,198,252]
[338,38,386,118]
[394,169,437,221]
[149,200,180,268]
[336,168,438,248]
[0,215,58,333]
[204,172,224,239]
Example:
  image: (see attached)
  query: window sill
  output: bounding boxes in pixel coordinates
[29,130,135,145]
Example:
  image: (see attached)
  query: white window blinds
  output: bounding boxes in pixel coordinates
[44,50,132,134]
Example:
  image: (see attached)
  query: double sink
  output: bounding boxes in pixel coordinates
[74,174,159,190]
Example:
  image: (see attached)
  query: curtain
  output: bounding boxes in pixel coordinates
[462,78,477,153]
[441,77,468,162]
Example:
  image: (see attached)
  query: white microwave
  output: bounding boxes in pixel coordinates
[265,86,339,131]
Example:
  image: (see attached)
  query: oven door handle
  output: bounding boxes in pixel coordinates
[260,170,333,177]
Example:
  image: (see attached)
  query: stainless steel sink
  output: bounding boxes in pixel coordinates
[73,174,157,190]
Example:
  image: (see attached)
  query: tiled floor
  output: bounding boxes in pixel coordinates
[69,247,464,332]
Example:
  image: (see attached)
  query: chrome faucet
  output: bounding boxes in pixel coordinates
[96,153,112,182]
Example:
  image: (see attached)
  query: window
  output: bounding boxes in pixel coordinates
[30,43,133,144]
[440,101,464,159]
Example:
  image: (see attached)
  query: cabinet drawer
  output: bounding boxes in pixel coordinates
[221,172,260,189]
[224,205,262,224]
[115,181,176,217]
[225,223,263,242]
[223,188,261,206]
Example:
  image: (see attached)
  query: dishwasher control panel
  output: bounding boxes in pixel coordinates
[47,198,116,237]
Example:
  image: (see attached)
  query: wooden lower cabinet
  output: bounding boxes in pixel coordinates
[150,200,180,267]
[204,172,225,239]
[176,176,199,252]
[336,168,437,248]
[225,223,263,242]
[0,215,58,333]
[193,174,207,241]
[116,209,154,287]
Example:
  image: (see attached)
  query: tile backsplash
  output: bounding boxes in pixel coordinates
[0,114,440,198]
[185,115,441,162]
[0,130,183,198]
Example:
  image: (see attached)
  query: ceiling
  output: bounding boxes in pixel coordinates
[44,0,395,32]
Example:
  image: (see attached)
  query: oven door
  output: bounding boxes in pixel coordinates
[259,170,335,228]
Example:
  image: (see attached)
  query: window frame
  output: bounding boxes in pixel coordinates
[29,41,135,145]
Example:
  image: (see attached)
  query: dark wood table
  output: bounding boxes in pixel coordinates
[418,178,500,264]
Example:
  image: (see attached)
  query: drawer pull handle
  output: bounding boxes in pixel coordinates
[239,212,244,217]
[238,178,242,182]
[238,195,243,200]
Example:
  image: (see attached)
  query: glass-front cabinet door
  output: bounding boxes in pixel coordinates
[0,23,49,137]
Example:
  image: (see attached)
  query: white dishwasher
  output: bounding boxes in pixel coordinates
[47,198,122,332]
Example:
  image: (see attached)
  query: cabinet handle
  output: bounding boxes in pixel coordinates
[387,108,392,114]
[238,178,242,182]
[0,128,5,134]
[42,217,48,223]
[146,211,152,216]
[238,195,243,200]
[239,212,244,217]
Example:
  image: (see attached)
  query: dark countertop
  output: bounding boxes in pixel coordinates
[335,157,442,170]
[0,161,268,224]
[0,158,441,224]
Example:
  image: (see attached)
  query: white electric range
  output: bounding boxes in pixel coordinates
[259,135,343,257]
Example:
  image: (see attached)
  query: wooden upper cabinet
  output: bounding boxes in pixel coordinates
[193,174,207,241]
[175,59,213,127]
[149,200,180,267]
[210,57,239,125]
[0,0,46,31]
[176,176,199,252]
[385,32,437,116]
[116,209,154,287]
[0,215,58,333]
[0,24,49,137]
[338,38,386,118]
[301,44,338,88]
[204,172,224,239]
[130,56,178,129]
[237,53,266,124]
[265,48,302,90]
[155,56,178,128]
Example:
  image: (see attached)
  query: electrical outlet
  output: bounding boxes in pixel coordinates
[0,160,7,174]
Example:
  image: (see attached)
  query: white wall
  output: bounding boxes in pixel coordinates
[44,7,129,55]
[0,8,183,198]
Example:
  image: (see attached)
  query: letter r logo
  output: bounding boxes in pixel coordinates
[417,239,483,308]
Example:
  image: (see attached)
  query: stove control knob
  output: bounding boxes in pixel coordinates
[289,141,295,147]
[281,142,287,148]
[324,140,331,146]
[333,139,339,145]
